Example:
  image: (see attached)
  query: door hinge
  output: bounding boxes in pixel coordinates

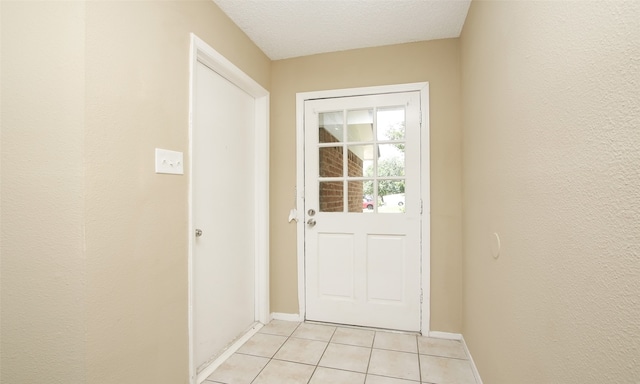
[420,199,423,214]
[420,289,423,304]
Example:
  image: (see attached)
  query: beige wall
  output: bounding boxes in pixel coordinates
[1,2,87,382]
[461,1,640,383]
[270,40,463,332]
[1,1,270,383]
[84,2,269,383]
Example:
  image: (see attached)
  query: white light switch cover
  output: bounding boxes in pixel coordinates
[155,148,184,175]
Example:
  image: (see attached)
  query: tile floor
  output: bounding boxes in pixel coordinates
[204,320,478,384]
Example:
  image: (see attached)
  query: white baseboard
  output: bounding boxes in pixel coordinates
[427,331,482,384]
[270,312,304,322]
[427,330,463,340]
[461,336,483,384]
[195,322,263,384]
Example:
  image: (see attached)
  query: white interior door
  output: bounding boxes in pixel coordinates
[192,61,255,370]
[304,91,422,332]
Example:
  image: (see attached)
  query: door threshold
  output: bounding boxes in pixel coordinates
[304,320,422,336]
[195,322,263,384]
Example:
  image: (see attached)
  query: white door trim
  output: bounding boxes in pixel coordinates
[295,82,430,333]
[188,34,270,384]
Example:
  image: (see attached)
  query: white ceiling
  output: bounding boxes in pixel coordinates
[212,0,472,60]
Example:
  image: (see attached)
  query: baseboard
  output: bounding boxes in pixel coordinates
[270,312,304,322]
[427,331,482,384]
[427,330,463,340]
[461,335,483,384]
[195,322,263,384]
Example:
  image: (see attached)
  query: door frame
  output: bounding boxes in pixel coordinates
[295,83,430,333]
[188,34,270,384]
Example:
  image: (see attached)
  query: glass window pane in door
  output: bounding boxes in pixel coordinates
[347,109,373,142]
[319,146,343,177]
[377,107,405,141]
[377,144,405,177]
[378,180,405,214]
[319,181,344,212]
[347,145,373,178]
[319,111,344,143]
[363,179,374,206]
[348,181,367,213]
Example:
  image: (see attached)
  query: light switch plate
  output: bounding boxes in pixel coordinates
[155,148,184,175]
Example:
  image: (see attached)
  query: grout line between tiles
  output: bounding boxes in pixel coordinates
[306,326,335,384]
[249,321,302,384]
[364,331,376,376]
[306,364,318,384]
[372,346,420,354]
[420,352,469,361]
[366,373,421,383]
[416,334,422,383]
[247,356,268,384]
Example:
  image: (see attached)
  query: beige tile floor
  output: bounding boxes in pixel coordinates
[204,320,477,384]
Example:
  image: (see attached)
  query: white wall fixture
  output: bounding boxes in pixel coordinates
[490,232,501,259]
[155,148,184,175]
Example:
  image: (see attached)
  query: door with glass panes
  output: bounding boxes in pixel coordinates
[304,91,422,331]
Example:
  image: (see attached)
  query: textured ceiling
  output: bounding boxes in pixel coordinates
[212,0,472,60]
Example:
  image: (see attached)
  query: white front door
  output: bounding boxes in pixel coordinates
[304,91,422,332]
[192,61,255,370]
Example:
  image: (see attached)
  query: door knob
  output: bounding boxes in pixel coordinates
[306,218,316,227]
[195,228,203,237]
